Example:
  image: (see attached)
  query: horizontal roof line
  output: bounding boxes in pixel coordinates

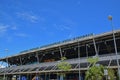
[0,29,120,59]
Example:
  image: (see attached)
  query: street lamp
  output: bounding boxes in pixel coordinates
[108,15,120,80]
[5,49,9,67]
[3,49,9,80]
[78,41,81,80]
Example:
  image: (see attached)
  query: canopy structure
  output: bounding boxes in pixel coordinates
[0,54,120,75]
[0,30,120,79]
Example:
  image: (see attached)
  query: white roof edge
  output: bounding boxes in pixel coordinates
[1,29,120,59]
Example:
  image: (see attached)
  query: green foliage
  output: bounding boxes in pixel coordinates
[85,57,115,80]
[57,57,71,80]
[57,57,71,71]
[57,61,71,71]
[87,57,99,65]
[107,68,115,80]
[85,65,104,80]
[61,57,67,61]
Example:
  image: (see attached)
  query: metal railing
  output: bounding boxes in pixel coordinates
[0,53,119,75]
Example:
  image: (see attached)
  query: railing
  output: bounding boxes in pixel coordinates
[0,53,119,74]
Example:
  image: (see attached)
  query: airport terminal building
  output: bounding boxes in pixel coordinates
[0,30,120,80]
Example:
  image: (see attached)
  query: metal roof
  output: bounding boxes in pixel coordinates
[0,29,120,60]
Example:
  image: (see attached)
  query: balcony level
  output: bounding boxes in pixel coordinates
[0,53,120,75]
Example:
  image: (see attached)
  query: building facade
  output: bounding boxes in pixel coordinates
[0,30,120,80]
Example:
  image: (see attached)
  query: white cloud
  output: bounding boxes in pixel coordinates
[11,26,18,30]
[54,18,77,32]
[0,24,19,37]
[0,24,9,36]
[15,33,28,37]
[16,12,39,23]
[53,24,71,31]
[0,25,8,33]
[59,25,71,31]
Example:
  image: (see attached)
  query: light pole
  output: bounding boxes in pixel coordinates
[5,49,9,67]
[3,49,9,80]
[108,15,120,80]
[78,41,81,80]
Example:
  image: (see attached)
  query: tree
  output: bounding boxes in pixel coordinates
[107,68,115,80]
[85,65,104,80]
[57,57,71,80]
[57,57,71,71]
[85,57,104,80]
[85,57,115,80]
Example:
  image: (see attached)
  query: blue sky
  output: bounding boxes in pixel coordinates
[0,0,120,58]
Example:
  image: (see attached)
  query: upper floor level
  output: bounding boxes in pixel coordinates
[0,30,120,66]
